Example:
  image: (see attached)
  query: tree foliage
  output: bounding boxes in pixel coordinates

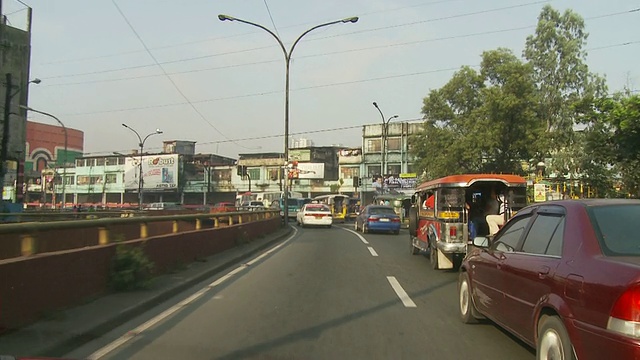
[411,4,608,184]
[411,49,543,179]
[578,95,640,196]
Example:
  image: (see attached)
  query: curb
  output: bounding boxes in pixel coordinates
[39,226,295,357]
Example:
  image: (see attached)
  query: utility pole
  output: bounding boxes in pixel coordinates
[0,73,13,205]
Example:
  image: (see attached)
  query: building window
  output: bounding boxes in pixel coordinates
[75,159,85,167]
[212,169,231,182]
[78,175,103,185]
[367,165,381,177]
[247,168,260,181]
[105,174,118,184]
[366,139,382,153]
[96,158,105,166]
[267,167,281,181]
[117,157,126,165]
[387,164,401,175]
[64,176,74,185]
[387,137,401,151]
[86,159,96,167]
[340,167,359,179]
[407,164,416,174]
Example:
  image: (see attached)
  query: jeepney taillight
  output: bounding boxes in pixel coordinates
[450,227,457,237]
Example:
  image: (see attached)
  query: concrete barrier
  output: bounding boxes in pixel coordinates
[0,213,280,332]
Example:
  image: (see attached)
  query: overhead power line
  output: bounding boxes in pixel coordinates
[55,35,640,118]
[36,0,467,66]
[77,116,425,156]
[39,6,638,84]
[58,65,471,117]
[39,0,555,80]
[110,0,255,150]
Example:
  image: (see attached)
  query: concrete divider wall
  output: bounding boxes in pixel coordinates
[0,217,280,333]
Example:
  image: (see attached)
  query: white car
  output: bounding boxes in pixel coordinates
[296,203,333,228]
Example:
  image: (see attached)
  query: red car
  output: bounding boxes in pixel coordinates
[459,199,640,360]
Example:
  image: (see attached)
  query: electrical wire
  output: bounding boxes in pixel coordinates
[36,0,468,66]
[76,116,425,156]
[110,0,256,150]
[39,6,639,84]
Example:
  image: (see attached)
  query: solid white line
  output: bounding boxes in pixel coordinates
[386,276,417,308]
[340,227,369,244]
[87,226,299,360]
[367,246,379,257]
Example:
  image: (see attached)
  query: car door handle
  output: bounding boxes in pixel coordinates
[538,266,550,279]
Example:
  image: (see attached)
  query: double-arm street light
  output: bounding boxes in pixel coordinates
[20,106,68,207]
[373,102,398,178]
[1,75,41,205]
[122,124,162,209]
[218,13,358,225]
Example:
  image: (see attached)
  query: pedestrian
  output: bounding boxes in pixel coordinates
[486,189,508,235]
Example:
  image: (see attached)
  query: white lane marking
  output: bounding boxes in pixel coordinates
[87,226,299,360]
[341,227,369,244]
[367,246,379,257]
[386,276,417,308]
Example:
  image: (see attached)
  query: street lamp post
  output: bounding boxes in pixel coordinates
[372,102,398,177]
[20,106,67,208]
[218,14,358,225]
[0,75,40,205]
[122,124,163,209]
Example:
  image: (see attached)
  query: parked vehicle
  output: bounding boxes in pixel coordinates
[312,194,350,223]
[296,203,332,228]
[459,199,640,360]
[241,201,266,211]
[355,205,401,234]
[409,174,527,270]
[143,202,182,211]
[211,202,236,213]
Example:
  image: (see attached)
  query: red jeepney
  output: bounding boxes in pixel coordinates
[408,174,527,270]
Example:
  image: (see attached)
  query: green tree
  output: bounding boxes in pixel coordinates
[411,66,484,179]
[411,49,541,179]
[523,4,607,177]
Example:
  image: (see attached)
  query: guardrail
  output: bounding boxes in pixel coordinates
[0,210,279,259]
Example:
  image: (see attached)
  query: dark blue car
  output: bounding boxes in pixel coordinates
[354,205,401,235]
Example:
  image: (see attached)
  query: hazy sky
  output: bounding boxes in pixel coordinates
[4,0,639,159]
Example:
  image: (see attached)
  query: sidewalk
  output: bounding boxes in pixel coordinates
[0,226,294,358]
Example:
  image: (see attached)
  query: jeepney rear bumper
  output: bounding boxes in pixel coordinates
[436,242,466,254]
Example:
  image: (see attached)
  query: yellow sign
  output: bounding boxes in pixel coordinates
[534,184,546,202]
[400,173,417,178]
[438,211,460,219]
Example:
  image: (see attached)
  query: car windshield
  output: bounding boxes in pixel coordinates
[589,204,640,256]
[368,207,396,215]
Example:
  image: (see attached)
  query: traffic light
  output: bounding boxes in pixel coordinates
[353,176,362,187]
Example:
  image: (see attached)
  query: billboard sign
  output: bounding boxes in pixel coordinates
[289,149,311,162]
[124,154,179,191]
[297,163,324,179]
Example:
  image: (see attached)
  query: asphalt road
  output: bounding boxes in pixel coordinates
[72,224,535,360]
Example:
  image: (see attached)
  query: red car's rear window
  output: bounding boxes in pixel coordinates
[589,204,640,256]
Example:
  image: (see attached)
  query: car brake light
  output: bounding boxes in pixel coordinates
[392,218,400,222]
[368,217,378,222]
[607,285,640,338]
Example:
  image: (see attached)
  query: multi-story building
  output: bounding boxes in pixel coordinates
[34,121,423,207]
[0,3,34,204]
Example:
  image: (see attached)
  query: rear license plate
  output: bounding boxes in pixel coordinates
[380,218,390,222]
[314,215,323,218]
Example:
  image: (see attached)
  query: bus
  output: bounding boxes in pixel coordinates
[312,194,350,222]
[235,191,303,208]
[408,174,528,270]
